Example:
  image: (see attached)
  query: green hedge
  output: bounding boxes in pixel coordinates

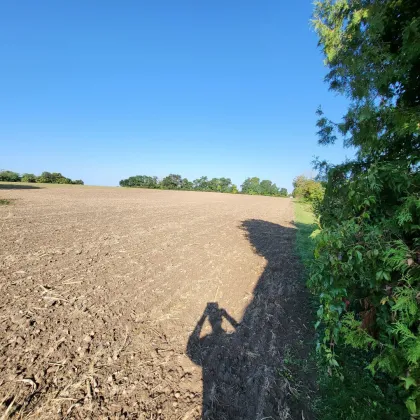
[310,0,420,416]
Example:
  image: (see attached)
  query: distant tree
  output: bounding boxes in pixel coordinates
[181,178,193,190]
[21,173,37,183]
[161,174,183,189]
[119,175,159,188]
[241,177,286,197]
[207,178,220,192]
[271,184,280,196]
[292,175,307,193]
[241,177,261,195]
[193,176,209,191]
[72,180,84,185]
[50,172,66,183]
[230,184,239,194]
[259,180,280,196]
[37,171,53,183]
[202,177,232,193]
[58,177,72,184]
[0,170,21,182]
[259,180,273,195]
[219,177,232,193]
[36,172,76,184]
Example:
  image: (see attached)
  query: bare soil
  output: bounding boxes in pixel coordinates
[0,184,314,419]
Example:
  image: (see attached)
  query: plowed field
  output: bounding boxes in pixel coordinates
[0,184,313,419]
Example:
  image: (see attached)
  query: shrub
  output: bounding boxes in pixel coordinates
[292,175,323,201]
[310,0,420,415]
[292,175,324,215]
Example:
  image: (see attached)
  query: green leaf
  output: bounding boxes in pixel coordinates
[400,376,417,390]
[330,358,339,367]
[406,398,417,414]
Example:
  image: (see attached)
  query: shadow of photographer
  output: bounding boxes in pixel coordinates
[187,219,315,419]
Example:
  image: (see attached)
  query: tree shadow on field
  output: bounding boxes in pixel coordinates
[187,220,315,420]
[0,183,42,190]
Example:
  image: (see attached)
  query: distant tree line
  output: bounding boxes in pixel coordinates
[241,177,287,197]
[120,174,288,197]
[0,170,84,185]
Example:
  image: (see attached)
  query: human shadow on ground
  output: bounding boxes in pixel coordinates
[0,183,42,190]
[187,219,315,420]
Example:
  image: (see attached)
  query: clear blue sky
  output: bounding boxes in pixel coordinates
[1,0,352,192]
